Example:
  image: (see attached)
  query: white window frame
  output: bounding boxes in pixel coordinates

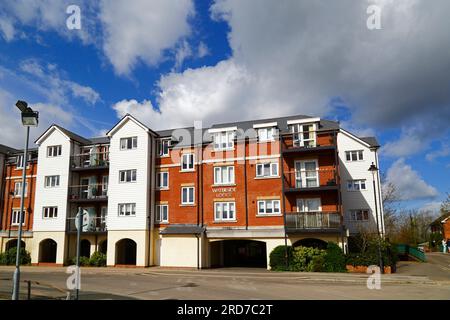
[157,172,169,189]
[345,150,364,162]
[214,202,236,221]
[158,139,170,157]
[258,127,276,142]
[44,175,60,188]
[43,206,58,219]
[156,204,169,223]
[11,209,25,226]
[16,154,31,169]
[213,131,235,151]
[102,176,108,196]
[349,209,370,221]
[213,166,235,185]
[291,123,317,147]
[347,179,367,191]
[256,162,278,178]
[118,203,136,217]
[294,160,318,188]
[47,145,62,157]
[296,198,322,212]
[13,181,28,197]
[257,199,281,215]
[120,136,138,150]
[119,169,137,183]
[181,187,195,205]
[181,153,195,171]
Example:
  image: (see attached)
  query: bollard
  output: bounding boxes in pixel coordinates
[27,281,31,300]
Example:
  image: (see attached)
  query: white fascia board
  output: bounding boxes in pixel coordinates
[286,117,321,125]
[107,114,149,137]
[253,122,278,129]
[339,128,371,148]
[208,126,238,133]
[35,126,71,145]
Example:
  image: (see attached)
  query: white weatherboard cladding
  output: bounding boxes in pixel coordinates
[107,120,151,231]
[337,132,384,234]
[33,129,72,232]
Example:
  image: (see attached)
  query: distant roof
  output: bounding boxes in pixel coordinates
[89,137,110,145]
[360,137,380,148]
[430,212,450,226]
[0,144,18,155]
[54,125,92,145]
[159,224,205,235]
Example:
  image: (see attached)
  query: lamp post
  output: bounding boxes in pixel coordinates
[368,162,384,274]
[12,100,38,300]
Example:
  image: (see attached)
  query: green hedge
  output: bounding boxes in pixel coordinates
[0,247,31,266]
[68,251,106,267]
[269,245,292,271]
[346,240,398,267]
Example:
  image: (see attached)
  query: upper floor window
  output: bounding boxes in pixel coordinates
[119,169,137,183]
[43,206,58,219]
[16,154,31,169]
[47,145,62,157]
[158,139,170,157]
[257,200,281,215]
[347,179,367,191]
[11,210,25,226]
[120,136,137,150]
[213,131,234,151]
[291,123,316,147]
[214,202,236,221]
[14,181,28,197]
[118,203,136,216]
[258,127,276,142]
[345,150,364,161]
[256,162,278,178]
[181,187,195,205]
[156,204,169,223]
[349,209,369,221]
[214,166,234,185]
[181,153,194,171]
[45,175,60,188]
[157,172,169,189]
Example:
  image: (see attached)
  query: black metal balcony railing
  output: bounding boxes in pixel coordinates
[68,184,108,201]
[283,169,338,190]
[66,216,107,233]
[70,152,109,169]
[285,211,341,231]
[281,131,336,151]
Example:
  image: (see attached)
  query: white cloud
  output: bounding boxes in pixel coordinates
[173,40,193,71]
[426,143,450,162]
[197,41,210,58]
[386,158,438,201]
[99,0,195,75]
[419,201,442,214]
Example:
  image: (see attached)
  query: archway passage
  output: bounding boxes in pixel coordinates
[115,239,136,265]
[99,240,107,254]
[39,239,57,263]
[211,240,267,268]
[5,239,25,251]
[293,238,328,250]
[80,239,91,258]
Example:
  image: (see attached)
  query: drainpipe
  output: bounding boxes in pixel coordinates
[374,149,384,237]
[280,132,288,269]
[333,130,345,252]
[0,156,8,232]
[244,137,249,231]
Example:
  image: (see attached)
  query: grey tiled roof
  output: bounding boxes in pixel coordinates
[0,144,18,154]
[360,137,380,148]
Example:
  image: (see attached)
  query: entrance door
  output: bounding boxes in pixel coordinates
[296,198,322,228]
[295,160,318,188]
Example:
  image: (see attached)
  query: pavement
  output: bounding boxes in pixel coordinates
[0,253,449,300]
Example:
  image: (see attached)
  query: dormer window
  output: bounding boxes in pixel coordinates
[258,127,276,142]
[290,123,317,148]
[213,131,235,151]
[158,139,170,157]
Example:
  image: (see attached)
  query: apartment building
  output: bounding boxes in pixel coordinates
[0,114,384,269]
[0,146,38,253]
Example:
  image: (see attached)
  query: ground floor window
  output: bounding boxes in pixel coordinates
[257,199,280,215]
[156,204,169,222]
[11,210,25,225]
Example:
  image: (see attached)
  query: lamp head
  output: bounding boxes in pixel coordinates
[368,162,378,175]
[15,100,39,127]
[15,100,28,112]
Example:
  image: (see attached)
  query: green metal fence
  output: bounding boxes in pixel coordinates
[396,244,426,262]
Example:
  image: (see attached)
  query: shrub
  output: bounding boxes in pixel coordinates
[269,245,292,271]
[0,247,31,266]
[290,246,326,272]
[324,242,346,272]
[90,251,106,267]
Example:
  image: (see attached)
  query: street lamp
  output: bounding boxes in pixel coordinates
[368,162,384,274]
[12,100,38,300]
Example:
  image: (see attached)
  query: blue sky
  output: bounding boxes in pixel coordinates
[0,0,448,213]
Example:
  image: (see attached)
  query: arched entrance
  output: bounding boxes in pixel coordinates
[115,239,136,265]
[5,239,25,251]
[39,239,57,263]
[99,240,107,254]
[80,239,91,258]
[293,238,328,249]
[211,240,267,268]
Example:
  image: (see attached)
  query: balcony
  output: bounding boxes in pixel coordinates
[68,184,108,203]
[285,211,342,233]
[281,131,336,154]
[66,216,107,234]
[70,152,109,171]
[283,169,338,192]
